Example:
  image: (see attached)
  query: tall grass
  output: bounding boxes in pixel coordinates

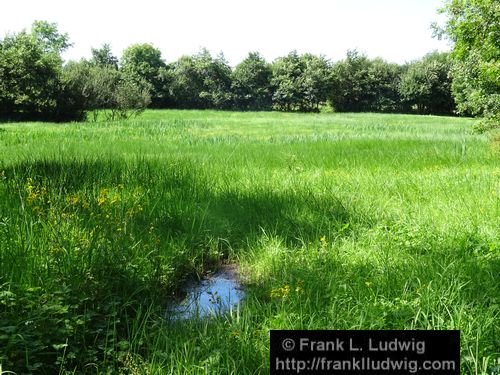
[0,111,498,374]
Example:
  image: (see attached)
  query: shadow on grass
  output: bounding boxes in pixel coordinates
[4,157,354,247]
[1,157,359,307]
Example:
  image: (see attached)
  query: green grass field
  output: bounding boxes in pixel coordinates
[0,110,499,374]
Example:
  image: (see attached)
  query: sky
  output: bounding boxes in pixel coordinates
[0,0,451,66]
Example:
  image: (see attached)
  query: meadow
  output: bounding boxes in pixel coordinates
[0,110,498,374]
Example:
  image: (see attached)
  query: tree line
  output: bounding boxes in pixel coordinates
[0,0,497,125]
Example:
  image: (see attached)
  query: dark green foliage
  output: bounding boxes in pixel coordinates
[271,51,305,111]
[30,20,71,55]
[168,49,232,109]
[0,21,88,122]
[399,52,455,115]
[167,55,206,108]
[369,59,405,113]
[0,20,473,121]
[0,22,71,121]
[196,51,232,109]
[231,52,273,110]
[121,43,168,107]
[90,43,119,69]
[271,51,332,112]
[329,50,402,113]
[62,61,151,121]
[437,0,499,125]
[300,53,333,112]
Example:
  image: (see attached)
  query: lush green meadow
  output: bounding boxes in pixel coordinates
[0,111,499,374]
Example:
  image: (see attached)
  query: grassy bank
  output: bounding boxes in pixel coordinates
[0,111,498,374]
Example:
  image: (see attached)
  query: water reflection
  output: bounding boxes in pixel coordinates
[168,268,244,320]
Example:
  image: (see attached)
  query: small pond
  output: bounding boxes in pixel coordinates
[167,266,244,320]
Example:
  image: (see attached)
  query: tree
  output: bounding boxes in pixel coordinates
[399,52,455,115]
[231,52,273,110]
[271,51,333,112]
[56,61,90,121]
[196,50,232,109]
[369,58,404,113]
[0,21,70,120]
[90,44,118,69]
[168,49,232,109]
[300,53,332,111]
[168,55,205,108]
[436,0,499,125]
[329,51,404,113]
[330,51,373,112]
[30,20,71,55]
[121,43,167,107]
[62,61,151,121]
[271,51,305,111]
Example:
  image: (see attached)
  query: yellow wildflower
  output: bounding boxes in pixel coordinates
[320,235,328,248]
[270,284,291,299]
[66,195,80,205]
[49,246,64,255]
[97,189,109,206]
[295,279,304,294]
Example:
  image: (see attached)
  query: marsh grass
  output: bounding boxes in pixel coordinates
[0,111,498,374]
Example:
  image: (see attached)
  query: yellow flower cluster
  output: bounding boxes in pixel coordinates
[97,188,123,207]
[97,188,110,206]
[270,284,290,299]
[320,235,328,248]
[270,279,304,299]
[66,195,80,206]
[25,178,48,205]
[48,246,64,256]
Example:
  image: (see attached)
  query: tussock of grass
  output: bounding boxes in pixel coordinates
[0,111,498,374]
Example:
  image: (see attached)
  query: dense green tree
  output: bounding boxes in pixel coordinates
[329,51,369,112]
[121,43,167,107]
[168,55,205,108]
[168,49,232,109]
[231,52,273,110]
[329,50,402,112]
[90,43,119,69]
[271,51,333,112]
[369,58,404,113]
[0,22,70,120]
[300,53,332,111]
[196,50,232,109]
[399,52,455,115]
[271,51,305,111]
[436,0,499,125]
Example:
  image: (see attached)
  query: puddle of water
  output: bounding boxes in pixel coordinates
[167,267,244,320]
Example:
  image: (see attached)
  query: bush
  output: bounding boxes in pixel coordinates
[62,61,151,121]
